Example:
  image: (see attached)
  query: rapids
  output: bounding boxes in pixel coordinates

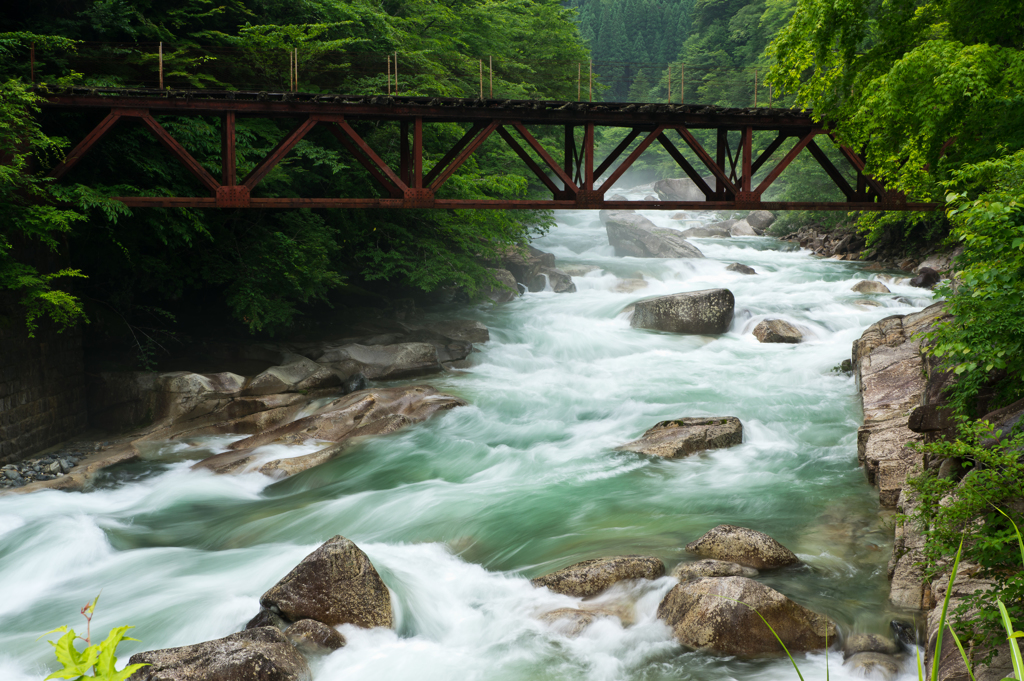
[0,201,933,680]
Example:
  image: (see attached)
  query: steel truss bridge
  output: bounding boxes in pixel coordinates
[39,88,938,212]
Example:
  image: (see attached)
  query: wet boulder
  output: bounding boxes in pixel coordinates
[531,555,665,598]
[422,319,490,345]
[851,280,891,294]
[603,211,705,259]
[844,652,902,681]
[671,559,758,581]
[685,524,799,570]
[630,289,734,335]
[844,633,901,658]
[910,267,940,289]
[745,211,776,234]
[316,342,442,381]
[654,178,706,202]
[617,417,742,458]
[682,222,733,238]
[730,220,757,237]
[657,577,836,657]
[727,263,757,275]
[528,267,577,293]
[487,268,520,302]
[259,535,393,629]
[285,619,346,656]
[243,358,340,397]
[127,627,311,681]
[752,319,803,344]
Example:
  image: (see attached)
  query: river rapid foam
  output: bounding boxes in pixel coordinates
[0,202,932,681]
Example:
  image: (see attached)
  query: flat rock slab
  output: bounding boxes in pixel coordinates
[657,577,836,657]
[127,627,310,681]
[531,555,665,598]
[630,289,734,335]
[617,417,742,459]
[685,524,799,569]
[259,535,393,629]
[671,559,758,581]
[753,319,803,344]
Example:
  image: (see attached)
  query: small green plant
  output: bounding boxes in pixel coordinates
[43,595,148,681]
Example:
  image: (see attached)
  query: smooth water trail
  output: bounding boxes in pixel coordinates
[0,199,933,681]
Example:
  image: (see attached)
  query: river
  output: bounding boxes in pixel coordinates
[0,200,932,680]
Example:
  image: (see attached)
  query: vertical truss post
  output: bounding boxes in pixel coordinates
[584,124,594,190]
[737,126,755,206]
[413,117,423,189]
[562,124,575,199]
[221,111,236,186]
[400,120,411,186]
[716,128,728,200]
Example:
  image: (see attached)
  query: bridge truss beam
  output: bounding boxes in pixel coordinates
[40,91,937,212]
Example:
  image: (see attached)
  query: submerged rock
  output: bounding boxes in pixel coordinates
[528,267,577,293]
[603,211,704,259]
[852,280,891,294]
[285,619,346,656]
[657,577,836,657]
[671,559,758,581]
[127,627,311,681]
[617,417,743,458]
[630,289,734,335]
[844,652,902,681]
[259,535,393,629]
[531,555,665,598]
[727,263,757,275]
[538,608,612,637]
[844,633,901,658]
[685,524,799,569]
[752,319,803,344]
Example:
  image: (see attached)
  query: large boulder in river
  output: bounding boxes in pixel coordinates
[630,289,734,334]
[681,223,732,238]
[730,219,758,237]
[603,211,704,259]
[654,178,706,202]
[127,627,311,681]
[617,417,742,458]
[487,268,520,302]
[529,267,577,293]
[851,280,891,294]
[316,342,441,381]
[243,358,340,396]
[671,559,758,581]
[685,524,799,569]
[259,535,393,629]
[657,577,836,657]
[745,211,776,234]
[752,319,803,344]
[531,555,665,597]
[727,263,757,275]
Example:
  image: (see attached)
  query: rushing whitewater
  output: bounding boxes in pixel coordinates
[0,201,932,681]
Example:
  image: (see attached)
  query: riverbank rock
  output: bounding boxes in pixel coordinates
[194,386,465,477]
[531,555,665,597]
[685,525,799,569]
[487,268,520,302]
[753,319,803,344]
[844,633,900,658]
[671,559,758,581]
[617,417,742,458]
[603,211,705,259]
[259,535,393,629]
[654,178,706,201]
[127,627,311,681]
[845,652,902,681]
[727,263,757,275]
[852,280,891,294]
[657,577,836,657]
[285,619,346,656]
[630,289,734,334]
[910,267,940,289]
[529,267,577,293]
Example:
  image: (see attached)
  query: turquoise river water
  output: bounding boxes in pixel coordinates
[0,200,933,680]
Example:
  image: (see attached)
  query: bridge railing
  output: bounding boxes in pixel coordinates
[10,39,778,108]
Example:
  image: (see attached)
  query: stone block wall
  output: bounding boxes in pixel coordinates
[0,322,88,464]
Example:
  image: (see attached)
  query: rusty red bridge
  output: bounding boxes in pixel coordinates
[40,88,937,212]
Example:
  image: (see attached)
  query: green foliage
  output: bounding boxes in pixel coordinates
[44,595,148,681]
[906,420,1024,656]
[925,150,1024,416]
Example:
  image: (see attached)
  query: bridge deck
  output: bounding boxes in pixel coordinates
[38,88,938,212]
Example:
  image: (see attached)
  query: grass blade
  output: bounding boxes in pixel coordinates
[991,505,1024,567]
[946,624,977,681]
[932,536,965,681]
[997,599,1024,681]
[717,595,805,681]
